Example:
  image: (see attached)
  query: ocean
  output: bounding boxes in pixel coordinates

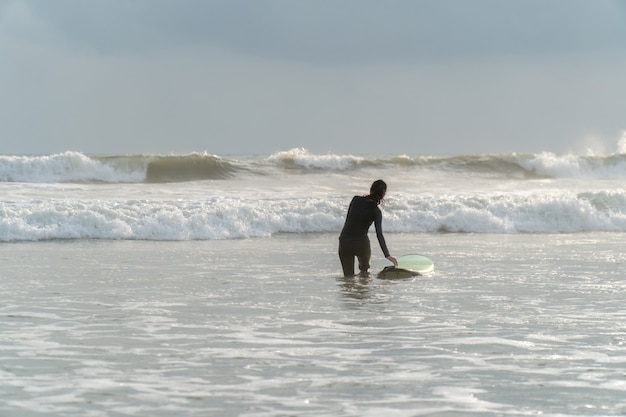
[2,147,626,416]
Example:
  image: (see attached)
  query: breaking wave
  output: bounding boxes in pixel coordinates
[3,148,626,184]
[0,152,240,183]
[2,190,626,241]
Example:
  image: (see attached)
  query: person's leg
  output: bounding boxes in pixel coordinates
[356,240,372,277]
[338,242,355,277]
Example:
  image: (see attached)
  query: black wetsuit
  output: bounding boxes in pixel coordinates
[338,196,390,277]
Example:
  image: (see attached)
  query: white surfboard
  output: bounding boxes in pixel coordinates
[377,254,434,279]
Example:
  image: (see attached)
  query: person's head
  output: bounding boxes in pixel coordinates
[368,179,387,205]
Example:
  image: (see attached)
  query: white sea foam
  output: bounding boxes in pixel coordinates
[2,189,626,241]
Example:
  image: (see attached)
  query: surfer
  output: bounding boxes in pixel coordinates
[339,179,398,277]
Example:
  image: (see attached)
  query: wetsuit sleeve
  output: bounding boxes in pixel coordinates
[373,208,390,257]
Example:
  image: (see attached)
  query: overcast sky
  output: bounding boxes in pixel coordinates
[1,0,625,156]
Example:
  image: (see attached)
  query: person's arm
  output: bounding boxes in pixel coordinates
[374,209,398,266]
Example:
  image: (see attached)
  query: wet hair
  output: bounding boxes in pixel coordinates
[368,179,387,205]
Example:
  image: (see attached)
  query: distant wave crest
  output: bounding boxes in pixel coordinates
[3,148,626,184]
[0,151,143,183]
[268,148,626,180]
[266,148,368,170]
[145,154,238,182]
[0,152,239,183]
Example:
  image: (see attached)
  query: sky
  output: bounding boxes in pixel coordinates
[1,0,625,156]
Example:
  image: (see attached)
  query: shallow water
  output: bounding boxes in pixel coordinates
[2,233,626,416]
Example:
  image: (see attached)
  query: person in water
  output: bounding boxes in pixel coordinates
[339,179,398,277]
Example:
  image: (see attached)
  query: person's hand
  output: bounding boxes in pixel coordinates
[386,255,398,267]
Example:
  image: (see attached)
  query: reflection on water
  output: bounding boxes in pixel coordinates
[337,275,371,299]
[337,276,391,304]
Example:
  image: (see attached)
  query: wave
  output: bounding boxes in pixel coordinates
[266,148,375,170]
[2,190,626,241]
[0,152,142,183]
[144,154,240,182]
[263,147,626,180]
[3,148,626,184]
[0,152,241,183]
